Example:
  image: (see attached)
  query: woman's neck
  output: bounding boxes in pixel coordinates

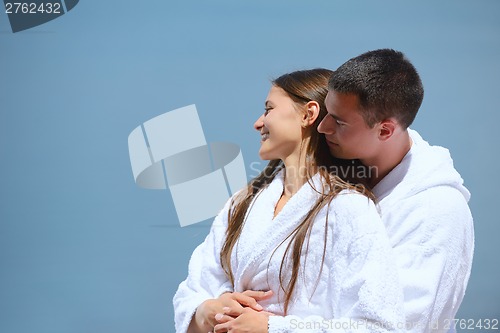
[282,152,315,198]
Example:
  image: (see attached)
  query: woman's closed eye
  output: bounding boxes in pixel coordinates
[264,107,272,116]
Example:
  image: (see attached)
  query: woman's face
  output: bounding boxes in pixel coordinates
[254,85,304,161]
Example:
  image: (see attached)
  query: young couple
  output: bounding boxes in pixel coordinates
[173,49,474,333]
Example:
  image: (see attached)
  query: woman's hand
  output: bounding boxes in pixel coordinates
[218,290,273,317]
[213,307,273,333]
[187,290,273,333]
[188,299,224,333]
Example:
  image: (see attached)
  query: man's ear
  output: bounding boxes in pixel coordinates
[378,119,397,141]
[302,101,320,126]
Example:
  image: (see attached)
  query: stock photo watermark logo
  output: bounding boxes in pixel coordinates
[128,105,247,227]
[3,0,79,33]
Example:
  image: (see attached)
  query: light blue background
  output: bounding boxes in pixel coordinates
[1,1,499,332]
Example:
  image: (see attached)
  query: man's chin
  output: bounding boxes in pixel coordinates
[328,148,354,161]
[328,146,342,158]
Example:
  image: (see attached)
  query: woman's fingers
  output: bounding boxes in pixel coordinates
[222,306,241,317]
[242,289,273,301]
[260,310,275,316]
[213,321,229,333]
[231,292,269,311]
[217,290,274,314]
[214,312,233,323]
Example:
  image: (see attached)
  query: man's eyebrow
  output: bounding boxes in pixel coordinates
[329,112,347,123]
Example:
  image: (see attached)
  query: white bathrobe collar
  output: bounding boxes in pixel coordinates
[233,169,324,290]
[373,128,471,204]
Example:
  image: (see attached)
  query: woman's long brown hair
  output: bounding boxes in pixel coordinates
[220,69,374,314]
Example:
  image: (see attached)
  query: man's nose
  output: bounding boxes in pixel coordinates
[318,116,335,135]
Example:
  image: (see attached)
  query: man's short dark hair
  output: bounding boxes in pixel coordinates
[329,49,424,128]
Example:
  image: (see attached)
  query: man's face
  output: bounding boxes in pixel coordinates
[318,91,380,163]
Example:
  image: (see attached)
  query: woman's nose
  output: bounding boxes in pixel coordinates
[254,114,265,131]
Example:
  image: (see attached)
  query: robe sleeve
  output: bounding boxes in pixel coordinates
[385,186,473,333]
[173,197,234,333]
[268,193,405,333]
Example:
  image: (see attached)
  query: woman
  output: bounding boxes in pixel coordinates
[173,69,404,333]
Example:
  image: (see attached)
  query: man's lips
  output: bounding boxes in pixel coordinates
[326,139,338,146]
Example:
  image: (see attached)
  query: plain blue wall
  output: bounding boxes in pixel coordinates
[1,1,499,332]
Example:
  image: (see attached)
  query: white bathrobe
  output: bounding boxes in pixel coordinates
[372,129,474,333]
[174,171,405,333]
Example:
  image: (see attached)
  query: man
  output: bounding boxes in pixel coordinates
[201,49,473,333]
[317,48,474,332]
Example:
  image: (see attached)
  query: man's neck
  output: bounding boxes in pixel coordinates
[363,131,412,188]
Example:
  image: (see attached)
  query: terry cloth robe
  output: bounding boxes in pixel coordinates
[372,129,474,333]
[173,171,405,333]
